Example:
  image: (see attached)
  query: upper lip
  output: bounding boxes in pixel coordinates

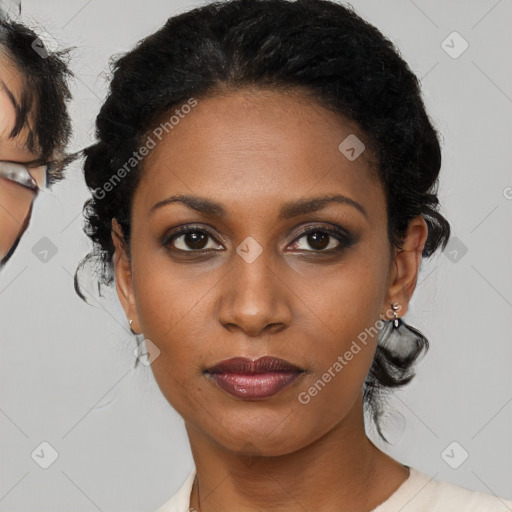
[206,356,304,374]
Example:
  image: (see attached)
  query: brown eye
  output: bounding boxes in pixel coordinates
[305,231,330,250]
[181,231,208,250]
[288,225,354,253]
[164,226,223,252]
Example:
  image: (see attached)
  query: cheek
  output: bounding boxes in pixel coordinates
[295,239,391,345]
[130,250,214,403]
[290,241,391,405]
[294,266,386,411]
[0,180,34,257]
[132,270,205,416]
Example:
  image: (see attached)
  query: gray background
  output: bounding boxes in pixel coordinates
[0,0,511,510]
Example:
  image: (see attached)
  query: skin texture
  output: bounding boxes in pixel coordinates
[0,53,40,262]
[113,88,428,511]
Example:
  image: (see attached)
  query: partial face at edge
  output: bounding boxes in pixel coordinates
[113,88,427,456]
[0,53,42,264]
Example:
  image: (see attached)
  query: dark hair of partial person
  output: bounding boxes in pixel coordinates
[0,14,73,184]
[75,0,451,440]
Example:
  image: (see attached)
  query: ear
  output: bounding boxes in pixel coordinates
[384,215,428,319]
[112,218,141,334]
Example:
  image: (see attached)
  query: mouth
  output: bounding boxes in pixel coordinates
[205,356,305,400]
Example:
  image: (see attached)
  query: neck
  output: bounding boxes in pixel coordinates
[185,395,409,512]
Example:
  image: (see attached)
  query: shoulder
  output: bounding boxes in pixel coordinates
[431,476,512,511]
[156,469,196,512]
[155,466,512,512]
[375,466,512,512]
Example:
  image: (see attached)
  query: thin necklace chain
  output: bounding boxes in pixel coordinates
[190,475,201,512]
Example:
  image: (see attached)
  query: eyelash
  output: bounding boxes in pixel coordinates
[162,223,355,255]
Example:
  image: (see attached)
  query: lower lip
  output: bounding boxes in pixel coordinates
[208,371,302,399]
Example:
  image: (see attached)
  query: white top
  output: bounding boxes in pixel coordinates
[157,466,512,512]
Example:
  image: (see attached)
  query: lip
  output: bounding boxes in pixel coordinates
[206,356,304,400]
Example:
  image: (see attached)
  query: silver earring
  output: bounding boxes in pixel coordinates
[391,302,401,328]
[129,319,137,335]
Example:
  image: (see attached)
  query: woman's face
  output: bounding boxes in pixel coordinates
[114,89,426,456]
[0,54,41,263]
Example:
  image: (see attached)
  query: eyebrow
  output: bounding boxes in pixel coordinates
[0,81,18,110]
[150,193,368,220]
[1,80,35,145]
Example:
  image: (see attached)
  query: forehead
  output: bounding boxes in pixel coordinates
[136,89,383,220]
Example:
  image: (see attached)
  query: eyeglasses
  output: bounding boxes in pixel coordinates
[0,161,49,262]
[0,160,48,192]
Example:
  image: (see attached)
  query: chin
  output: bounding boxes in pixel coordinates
[208,412,313,456]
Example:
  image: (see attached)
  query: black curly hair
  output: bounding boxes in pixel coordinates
[0,15,73,184]
[78,0,450,440]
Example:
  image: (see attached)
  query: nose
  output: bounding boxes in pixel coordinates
[217,246,293,338]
